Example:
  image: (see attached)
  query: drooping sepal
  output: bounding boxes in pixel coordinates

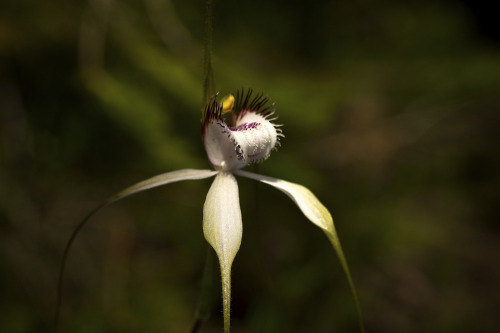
[55,169,218,331]
[235,170,365,333]
[203,172,242,332]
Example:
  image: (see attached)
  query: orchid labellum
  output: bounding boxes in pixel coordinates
[57,89,362,333]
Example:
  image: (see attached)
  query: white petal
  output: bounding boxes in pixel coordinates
[57,168,217,329]
[203,172,242,331]
[235,170,333,232]
[235,169,365,332]
[106,169,218,205]
[203,119,243,171]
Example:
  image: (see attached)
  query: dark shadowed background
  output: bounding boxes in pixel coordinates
[1,0,499,332]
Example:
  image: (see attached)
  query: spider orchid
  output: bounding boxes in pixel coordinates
[57,89,361,333]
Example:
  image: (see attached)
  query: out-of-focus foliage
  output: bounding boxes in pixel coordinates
[1,0,499,332]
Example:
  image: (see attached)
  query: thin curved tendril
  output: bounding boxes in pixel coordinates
[54,169,217,332]
[325,232,365,333]
[54,200,111,333]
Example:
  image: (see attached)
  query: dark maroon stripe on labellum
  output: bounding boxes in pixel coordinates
[230,122,260,131]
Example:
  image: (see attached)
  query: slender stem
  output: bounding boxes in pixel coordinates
[190,247,217,333]
[202,0,215,111]
[221,262,231,333]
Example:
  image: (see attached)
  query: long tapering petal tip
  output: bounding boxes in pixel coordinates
[235,169,364,332]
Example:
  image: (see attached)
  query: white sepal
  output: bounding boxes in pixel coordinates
[203,172,242,331]
[235,170,333,232]
[203,120,243,171]
[106,169,218,205]
[235,169,365,332]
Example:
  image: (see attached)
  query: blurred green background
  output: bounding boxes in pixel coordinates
[1,0,499,332]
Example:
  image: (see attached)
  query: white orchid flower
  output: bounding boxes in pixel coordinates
[57,89,362,333]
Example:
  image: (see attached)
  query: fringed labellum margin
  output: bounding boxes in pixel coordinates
[202,89,283,171]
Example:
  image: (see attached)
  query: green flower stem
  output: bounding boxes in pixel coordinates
[221,262,231,333]
[202,0,215,109]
